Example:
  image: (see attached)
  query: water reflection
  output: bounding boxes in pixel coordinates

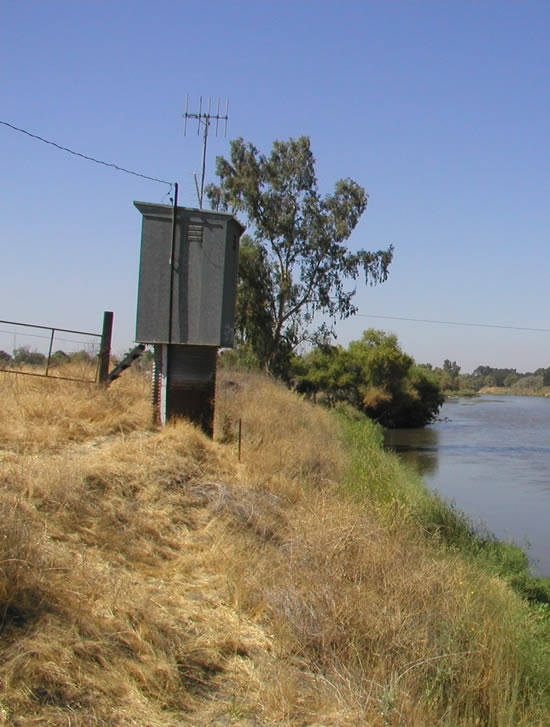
[384,427,440,476]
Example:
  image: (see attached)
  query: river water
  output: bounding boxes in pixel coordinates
[384,395,550,576]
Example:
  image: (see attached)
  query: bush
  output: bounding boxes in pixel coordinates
[293,330,444,427]
[12,346,46,366]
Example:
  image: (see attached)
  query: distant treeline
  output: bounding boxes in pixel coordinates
[0,345,154,369]
[0,346,95,367]
[419,360,550,393]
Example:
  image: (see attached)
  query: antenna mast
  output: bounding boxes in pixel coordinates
[183,96,229,208]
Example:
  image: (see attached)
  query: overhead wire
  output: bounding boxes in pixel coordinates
[0,120,173,187]
[355,314,550,334]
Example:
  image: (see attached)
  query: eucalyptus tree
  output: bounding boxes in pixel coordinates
[206,136,393,376]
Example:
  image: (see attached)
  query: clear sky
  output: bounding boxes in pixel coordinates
[2,0,550,373]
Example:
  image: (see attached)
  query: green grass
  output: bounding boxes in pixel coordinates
[337,410,550,722]
[337,410,550,604]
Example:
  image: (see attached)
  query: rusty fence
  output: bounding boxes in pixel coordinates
[0,312,113,384]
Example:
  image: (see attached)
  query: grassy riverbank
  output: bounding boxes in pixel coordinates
[1,365,550,725]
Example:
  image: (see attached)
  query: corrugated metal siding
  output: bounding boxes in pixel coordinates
[134,203,244,347]
[166,345,217,436]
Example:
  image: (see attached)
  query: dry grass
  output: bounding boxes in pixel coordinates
[0,365,548,725]
[0,364,152,453]
[214,374,550,726]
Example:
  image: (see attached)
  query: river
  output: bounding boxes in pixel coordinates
[384,395,550,576]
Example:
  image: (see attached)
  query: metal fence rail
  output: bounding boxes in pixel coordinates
[0,313,113,384]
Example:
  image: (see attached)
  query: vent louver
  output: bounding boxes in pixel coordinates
[187,224,203,244]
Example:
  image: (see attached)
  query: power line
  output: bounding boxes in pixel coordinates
[0,120,173,187]
[356,314,550,334]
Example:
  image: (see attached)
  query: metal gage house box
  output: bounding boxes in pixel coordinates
[134,202,245,347]
[134,202,245,434]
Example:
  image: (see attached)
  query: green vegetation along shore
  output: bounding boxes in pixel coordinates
[420,361,550,398]
[1,364,550,725]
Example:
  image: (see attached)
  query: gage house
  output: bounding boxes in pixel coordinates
[134,202,245,434]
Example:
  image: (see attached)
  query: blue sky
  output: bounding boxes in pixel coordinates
[2,0,550,372]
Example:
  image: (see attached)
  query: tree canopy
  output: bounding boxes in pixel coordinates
[206,136,393,376]
[293,329,444,428]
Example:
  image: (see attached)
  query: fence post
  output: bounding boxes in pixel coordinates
[45,328,56,376]
[238,418,242,462]
[97,311,113,384]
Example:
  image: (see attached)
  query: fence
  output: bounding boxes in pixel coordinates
[0,312,113,384]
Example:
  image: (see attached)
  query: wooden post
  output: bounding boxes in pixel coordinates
[238,418,242,462]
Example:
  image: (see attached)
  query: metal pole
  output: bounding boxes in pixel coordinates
[193,173,201,207]
[199,117,210,208]
[238,418,242,461]
[97,311,114,384]
[162,184,179,426]
[168,183,179,345]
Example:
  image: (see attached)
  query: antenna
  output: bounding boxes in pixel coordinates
[183,95,229,208]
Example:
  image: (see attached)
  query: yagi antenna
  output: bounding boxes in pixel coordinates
[183,95,229,208]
